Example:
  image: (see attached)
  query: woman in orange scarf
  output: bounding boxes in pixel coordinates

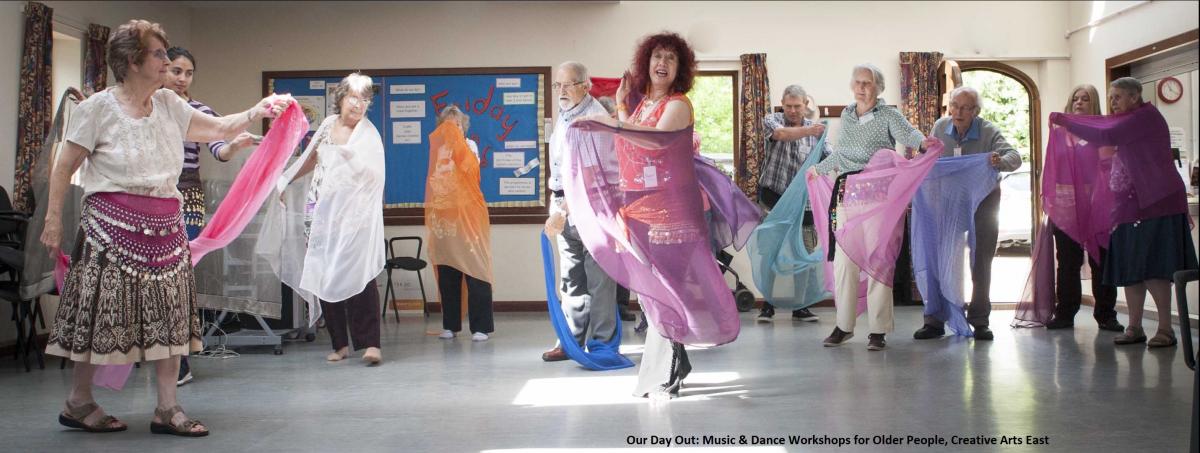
[426,106,495,341]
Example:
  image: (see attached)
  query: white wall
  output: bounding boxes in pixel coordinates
[1068,0,1199,94]
[0,1,192,345]
[186,0,1072,304]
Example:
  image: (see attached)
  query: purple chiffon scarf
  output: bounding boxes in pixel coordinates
[1014,103,1187,327]
[911,153,998,336]
[563,120,754,346]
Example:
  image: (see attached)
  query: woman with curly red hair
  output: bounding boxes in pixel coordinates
[580,31,701,398]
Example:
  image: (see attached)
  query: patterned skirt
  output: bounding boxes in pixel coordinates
[45,192,201,365]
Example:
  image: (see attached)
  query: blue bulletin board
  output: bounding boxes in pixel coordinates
[264,67,550,224]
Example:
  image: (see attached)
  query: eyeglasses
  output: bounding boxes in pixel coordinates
[552,81,585,91]
[149,49,169,61]
[345,96,372,108]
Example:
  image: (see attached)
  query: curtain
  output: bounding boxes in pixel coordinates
[738,53,770,201]
[83,23,110,96]
[13,1,53,213]
[899,51,944,146]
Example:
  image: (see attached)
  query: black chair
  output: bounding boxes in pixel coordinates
[0,185,43,371]
[1174,269,1198,453]
[382,236,429,321]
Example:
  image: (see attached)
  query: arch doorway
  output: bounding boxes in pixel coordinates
[953,61,1042,303]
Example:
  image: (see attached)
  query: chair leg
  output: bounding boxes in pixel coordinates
[25,302,44,370]
[382,269,393,318]
[10,301,18,361]
[415,270,429,318]
[15,301,29,372]
[391,287,401,323]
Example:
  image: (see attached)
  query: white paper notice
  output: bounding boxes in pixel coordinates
[503,92,535,105]
[505,140,537,149]
[390,101,425,118]
[309,80,326,90]
[392,121,421,145]
[499,177,537,195]
[492,152,526,168]
[1169,126,1186,149]
[496,78,521,88]
[391,84,425,95]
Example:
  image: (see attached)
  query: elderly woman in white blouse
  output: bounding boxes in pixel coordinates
[41,19,291,437]
[811,63,930,352]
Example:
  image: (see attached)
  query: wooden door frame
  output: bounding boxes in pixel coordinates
[1106,29,1199,89]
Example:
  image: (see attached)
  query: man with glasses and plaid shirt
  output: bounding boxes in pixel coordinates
[756,84,830,323]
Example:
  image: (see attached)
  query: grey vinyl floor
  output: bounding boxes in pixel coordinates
[1,306,1196,452]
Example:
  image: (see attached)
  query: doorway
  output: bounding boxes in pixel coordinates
[956,61,1042,303]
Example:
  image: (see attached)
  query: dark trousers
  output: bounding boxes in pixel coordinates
[1051,223,1119,322]
[967,187,1001,326]
[436,265,494,333]
[321,280,381,351]
[758,186,783,210]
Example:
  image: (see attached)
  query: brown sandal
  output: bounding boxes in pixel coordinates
[150,405,209,437]
[58,401,127,433]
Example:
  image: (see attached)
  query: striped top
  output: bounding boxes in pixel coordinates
[183,99,228,171]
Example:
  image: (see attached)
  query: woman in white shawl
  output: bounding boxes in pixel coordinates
[261,73,386,365]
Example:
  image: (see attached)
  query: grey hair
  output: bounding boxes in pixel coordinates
[437,104,471,133]
[331,72,374,114]
[948,86,983,109]
[851,63,886,94]
[558,61,591,85]
[781,84,808,101]
[1110,77,1143,97]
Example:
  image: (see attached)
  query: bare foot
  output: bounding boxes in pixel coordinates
[362,347,382,366]
[326,347,349,362]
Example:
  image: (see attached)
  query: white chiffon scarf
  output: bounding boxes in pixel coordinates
[257,115,386,325]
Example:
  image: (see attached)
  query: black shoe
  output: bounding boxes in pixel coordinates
[867,334,887,351]
[1045,316,1075,330]
[973,326,994,341]
[634,314,648,333]
[756,306,776,322]
[913,324,945,340]
[1096,319,1124,332]
[823,327,853,346]
[791,308,818,322]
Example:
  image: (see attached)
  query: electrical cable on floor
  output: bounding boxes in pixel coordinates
[195,320,240,359]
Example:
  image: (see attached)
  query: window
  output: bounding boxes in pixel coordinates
[687,71,738,174]
[51,30,82,113]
